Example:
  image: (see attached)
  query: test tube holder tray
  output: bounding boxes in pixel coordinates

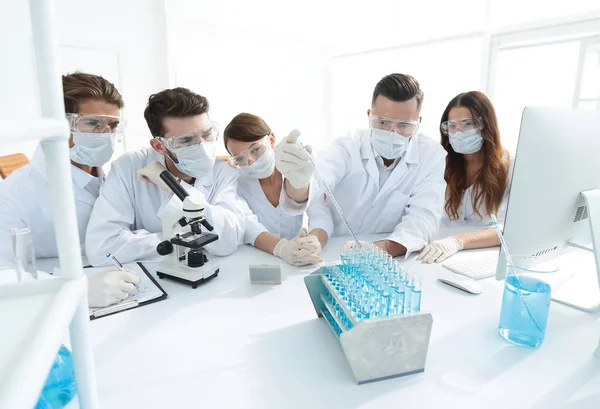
[304,267,433,385]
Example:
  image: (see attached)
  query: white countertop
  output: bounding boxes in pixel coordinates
[81,228,600,409]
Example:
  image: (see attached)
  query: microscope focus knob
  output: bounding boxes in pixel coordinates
[188,249,205,267]
[156,240,174,256]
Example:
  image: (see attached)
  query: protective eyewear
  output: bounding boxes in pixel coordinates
[441,117,483,136]
[157,122,220,151]
[228,136,270,168]
[368,114,420,138]
[66,113,126,134]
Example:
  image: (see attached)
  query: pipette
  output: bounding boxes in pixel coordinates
[292,131,364,251]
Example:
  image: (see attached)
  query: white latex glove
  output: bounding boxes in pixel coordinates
[417,237,464,264]
[137,161,170,191]
[273,229,322,266]
[87,268,141,308]
[343,240,371,251]
[275,129,313,189]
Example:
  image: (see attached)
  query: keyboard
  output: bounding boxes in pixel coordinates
[442,251,499,280]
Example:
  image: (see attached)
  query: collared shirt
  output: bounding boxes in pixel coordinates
[0,145,104,266]
[237,174,305,245]
[374,155,401,188]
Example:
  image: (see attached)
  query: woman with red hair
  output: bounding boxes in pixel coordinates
[418,91,513,263]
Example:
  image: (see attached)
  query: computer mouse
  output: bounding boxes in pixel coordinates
[438,277,482,295]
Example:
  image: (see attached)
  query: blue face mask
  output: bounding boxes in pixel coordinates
[449,131,483,154]
[370,128,410,159]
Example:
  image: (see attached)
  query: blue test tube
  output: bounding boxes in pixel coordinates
[386,255,393,274]
[396,273,406,314]
[411,275,422,313]
[404,271,414,314]
[378,277,390,316]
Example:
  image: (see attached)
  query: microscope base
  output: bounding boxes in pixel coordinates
[156,260,219,289]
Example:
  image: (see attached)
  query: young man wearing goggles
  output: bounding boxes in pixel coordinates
[0,72,140,308]
[304,73,447,257]
[85,87,247,266]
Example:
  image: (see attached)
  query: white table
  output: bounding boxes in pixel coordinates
[86,229,600,409]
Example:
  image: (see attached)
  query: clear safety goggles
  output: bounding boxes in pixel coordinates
[368,114,420,138]
[66,113,126,134]
[157,122,220,152]
[228,136,270,168]
[441,117,483,136]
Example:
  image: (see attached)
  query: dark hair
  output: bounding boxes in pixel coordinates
[441,91,508,220]
[372,73,424,110]
[223,113,272,154]
[144,87,209,137]
[62,72,124,114]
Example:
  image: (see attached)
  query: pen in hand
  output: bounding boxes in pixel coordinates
[106,253,140,290]
[106,253,125,271]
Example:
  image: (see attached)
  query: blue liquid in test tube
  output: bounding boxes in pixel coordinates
[394,263,407,315]
[411,275,422,313]
[404,272,414,313]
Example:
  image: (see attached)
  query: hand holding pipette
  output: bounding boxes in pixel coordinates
[274,129,313,190]
[280,129,364,251]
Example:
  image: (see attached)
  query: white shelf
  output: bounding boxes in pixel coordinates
[0,276,87,409]
[0,1,100,407]
[0,118,70,143]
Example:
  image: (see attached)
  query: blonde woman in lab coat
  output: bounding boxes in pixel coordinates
[223,113,321,266]
[418,91,513,263]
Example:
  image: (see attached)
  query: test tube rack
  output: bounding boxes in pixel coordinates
[304,266,433,385]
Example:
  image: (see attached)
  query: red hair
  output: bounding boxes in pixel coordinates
[441,91,508,220]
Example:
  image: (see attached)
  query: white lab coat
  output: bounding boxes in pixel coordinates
[0,145,102,267]
[85,148,246,266]
[237,175,304,245]
[307,128,447,255]
[442,152,514,227]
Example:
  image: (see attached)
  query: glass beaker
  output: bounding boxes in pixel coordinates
[498,255,557,348]
[10,227,37,281]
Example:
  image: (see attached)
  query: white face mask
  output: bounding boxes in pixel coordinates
[370,128,410,159]
[70,132,115,167]
[171,141,216,178]
[449,131,484,154]
[238,146,275,179]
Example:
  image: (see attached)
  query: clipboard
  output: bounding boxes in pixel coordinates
[85,262,168,320]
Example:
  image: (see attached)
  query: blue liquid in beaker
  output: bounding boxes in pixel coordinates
[499,275,551,348]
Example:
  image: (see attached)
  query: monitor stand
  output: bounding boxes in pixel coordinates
[551,189,600,313]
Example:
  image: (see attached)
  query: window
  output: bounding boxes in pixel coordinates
[490,41,581,152]
[490,0,600,27]
[331,37,485,143]
[574,38,600,109]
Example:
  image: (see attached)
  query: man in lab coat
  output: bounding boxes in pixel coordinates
[0,72,141,307]
[85,87,247,266]
[286,73,446,257]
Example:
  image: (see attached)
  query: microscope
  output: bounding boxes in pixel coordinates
[155,169,220,288]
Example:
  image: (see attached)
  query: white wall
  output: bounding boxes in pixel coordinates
[2,0,599,162]
[166,3,331,155]
[0,0,170,158]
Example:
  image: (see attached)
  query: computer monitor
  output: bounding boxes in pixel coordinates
[495,107,600,312]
